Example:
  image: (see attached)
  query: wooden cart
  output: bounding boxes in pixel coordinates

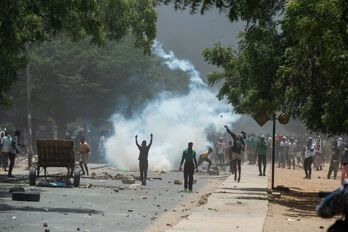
[29,139,80,187]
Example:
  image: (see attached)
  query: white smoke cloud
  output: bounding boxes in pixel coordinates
[105,41,239,171]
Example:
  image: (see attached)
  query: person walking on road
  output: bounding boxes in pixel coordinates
[224,125,245,182]
[8,130,20,177]
[79,137,90,176]
[327,140,340,180]
[135,134,153,185]
[197,147,213,172]
[256,135,267,176]
[215,137,225,169]
[304,137,315,179]
[288,137,297,169]
[0,131,8,171]
[179,142,198,192]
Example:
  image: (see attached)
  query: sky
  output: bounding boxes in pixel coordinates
[156,4,244,79]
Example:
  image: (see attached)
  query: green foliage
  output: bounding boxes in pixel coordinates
[278,0,348,134]
[157,0,284,23]
[0,0,157,104]
[2,37,188,135]
[165,0,348,134]
[203,24,284,116]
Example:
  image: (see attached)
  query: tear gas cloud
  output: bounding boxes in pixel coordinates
[105,40,239,171]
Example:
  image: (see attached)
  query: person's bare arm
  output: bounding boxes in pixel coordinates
[224,125,236,140]
[194,152,198,172]
[179,151,185,171]
[135,135,141,149]
[148,134,153,148]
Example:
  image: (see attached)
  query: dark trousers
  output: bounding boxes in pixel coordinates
[304,156,313,178]
[258,155,266,175]
[327,160,339,179]
[218,153,224,168]
[8,152,16,175]
[230,160,236,174]
[184,161,194,190]
[197,156,212,171]
[0,152,9,170]
[139,161,148,184]
[233,159,241,182]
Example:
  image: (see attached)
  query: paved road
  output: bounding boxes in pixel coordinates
[0,165,214,232]
[168,165,269,232]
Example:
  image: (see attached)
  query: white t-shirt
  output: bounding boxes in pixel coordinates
[305,144,315,158]
[216,142,225,154]
[1,136,12,153]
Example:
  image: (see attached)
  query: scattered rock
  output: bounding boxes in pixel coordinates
[166,224,172,227]
[174,179,182,185]
[43,222,48,227]
[113,188,119,193]
[236,201,242,204]
[90,172,96,178]
[122,176,135,184]
[159,169,166,174]
[114,173,127,180]
[44,229,50,232]
[128,210,133,212]
[151,216,157,220]
[9,186,25,193]
[44,208,49,212]
[142,196,147,200]
[274,185,290,192]
[319,226,324,229]
[77,228,80,231]
[272,192,282,198]
[86,183,93,189]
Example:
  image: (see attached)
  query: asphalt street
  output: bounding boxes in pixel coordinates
[0,166,216,232]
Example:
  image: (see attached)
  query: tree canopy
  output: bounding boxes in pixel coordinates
[0,0,156,104]
[1,36,189,137]
[162,0,348,134]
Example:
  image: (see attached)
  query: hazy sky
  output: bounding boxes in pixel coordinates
[156,4,244,79]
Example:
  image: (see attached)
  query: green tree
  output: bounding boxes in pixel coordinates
[0,0,157,104]
[2,36,188,137]
[162,0,348,134]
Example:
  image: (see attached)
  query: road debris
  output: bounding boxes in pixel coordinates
[174,179,182,185]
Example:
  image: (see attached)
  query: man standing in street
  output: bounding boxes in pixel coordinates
[215,137,225,169]
[79,137,90,176]
[135,134,153,185]
[8,130,20,177]
[0,131,11,171]
[256,135,267,176]
[179,142,198,192]
[288,137,297,169]
[304,137,315,179]
[225,125,245,182]
[327,139,340,180]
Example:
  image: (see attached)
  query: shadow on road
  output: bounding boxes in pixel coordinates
[0,204,103,215]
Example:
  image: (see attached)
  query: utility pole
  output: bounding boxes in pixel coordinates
[25,42,33,168]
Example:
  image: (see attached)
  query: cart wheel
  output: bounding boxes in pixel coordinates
[29,167,36,186]
[74,168,80,187]
[12,192,40,202]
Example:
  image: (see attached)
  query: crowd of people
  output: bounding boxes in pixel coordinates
[199,132,348,185]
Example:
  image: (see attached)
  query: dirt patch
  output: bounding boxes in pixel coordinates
[264,164,341,231]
